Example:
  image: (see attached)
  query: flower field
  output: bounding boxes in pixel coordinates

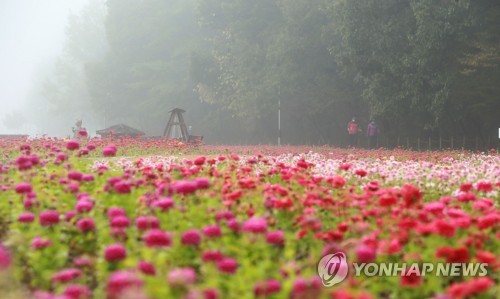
[0,138,498,298]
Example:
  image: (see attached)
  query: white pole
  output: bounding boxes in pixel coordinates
[278,85,281,146]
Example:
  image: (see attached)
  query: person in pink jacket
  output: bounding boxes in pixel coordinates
[367,120,380,149]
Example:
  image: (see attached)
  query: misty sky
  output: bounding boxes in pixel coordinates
[0,0,88,133]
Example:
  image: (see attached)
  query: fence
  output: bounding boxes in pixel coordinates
[349,135,500,151]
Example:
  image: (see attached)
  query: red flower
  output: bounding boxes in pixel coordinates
[400,268,422,287]
[355,169,367,177]
[434,220,456,237]
[400,184,422,207]
[477,213,499,230]
[378,190,398,207]
[194,156,206,166]
[436,246,469,263]
[476,181,493,192]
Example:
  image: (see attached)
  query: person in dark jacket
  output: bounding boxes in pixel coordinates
[367,120,379,149]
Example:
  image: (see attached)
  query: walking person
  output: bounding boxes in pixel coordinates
[347,117,361,147]
[367,120,379,149]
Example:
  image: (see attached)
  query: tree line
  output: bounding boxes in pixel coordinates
[41,0,500,145]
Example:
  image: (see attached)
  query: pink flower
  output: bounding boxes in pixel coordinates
[106,271,143,299]
[107,207,126,218]
[110,216,131,228]
[152,198,174,211]
[143,229,172,248]
[39,210,60,226]
[17,212,35,223]
[243,217,267,234]
[75,200,93,213]
[0,245,11,270]
[216,258,238,274]
[254,279,281,297]
[103,146,117,157]
[51,268,82,283]
[76,218,96,232]
[266,230,285,246]
[195,177,210,189]
[290,277,322,299]
[135,215,160,231]
[63,284,91,299]
[203,225,222,238]
[356,244,376,263]
[73,256,94,268]
[104,244,127,262]
[32,236,52,249]
[114,181,132,194]
[226,219,241,233]
[167,267,197,287]
[181,229,202,246]
[138,260,156,276]
[202,250,224,263]
[66,140,80,151]
[215,211,234,222]
[173,180,198,194]
[82,174,94,182]
[68,171,83,181]
[15,182,32,194]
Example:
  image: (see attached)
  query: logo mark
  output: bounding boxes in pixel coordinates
[317,252,349,287]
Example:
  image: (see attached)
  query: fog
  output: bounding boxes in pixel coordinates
[0,1,497,147]
[0,0,87,135]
